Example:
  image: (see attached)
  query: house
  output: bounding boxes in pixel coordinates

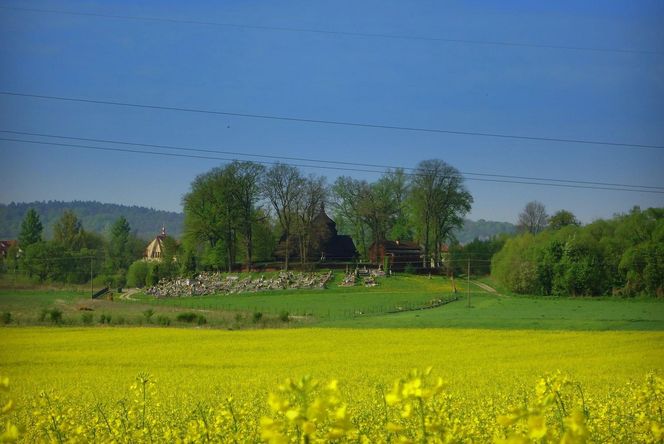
[0,240,18,259]
[144,227,167,260]
[368,240,422,272]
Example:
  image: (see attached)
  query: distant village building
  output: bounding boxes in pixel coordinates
[0,240,18,259]
[369,240,422,272]
[144,227,167,260]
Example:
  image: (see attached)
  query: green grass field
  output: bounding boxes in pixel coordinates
[1,273,663,330]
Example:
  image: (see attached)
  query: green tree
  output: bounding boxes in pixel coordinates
[22,241,66,282]
[18,209,43,248]
[183,166,238,271]
[53,210,84,251]
[226,161,265,270]
[107,216,133,272]
[410,160,473,268]
[549,210,580,230]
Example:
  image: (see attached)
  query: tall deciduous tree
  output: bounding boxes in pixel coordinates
[294,175,327,265]
[518,201,548,234]
[183,161,265,272]
[331,176,370,258]
[19,208,43,248]
[183,166,237,271]
[262,163,304,270]
[227,161,265,271]
[410,160,472,268]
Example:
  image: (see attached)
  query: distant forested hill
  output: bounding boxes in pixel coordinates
[0,201,184,240]
[0,201,514,244]
[453,219,516,244]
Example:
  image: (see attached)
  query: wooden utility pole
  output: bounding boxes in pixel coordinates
[467,255,471,308]
[90,258,94,298]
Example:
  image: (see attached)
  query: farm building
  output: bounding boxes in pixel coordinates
[369,240,422,272]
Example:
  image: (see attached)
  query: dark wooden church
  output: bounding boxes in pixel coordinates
[276,206,358,263]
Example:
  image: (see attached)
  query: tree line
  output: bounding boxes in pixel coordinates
[180,159,473,273]
[492,205,663,297]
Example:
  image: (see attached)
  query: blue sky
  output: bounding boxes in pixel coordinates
[0,0,663,224]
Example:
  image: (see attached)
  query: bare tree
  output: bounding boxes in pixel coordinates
[262,164,304,270]
[294,175,327,265]
[518,201,548,234]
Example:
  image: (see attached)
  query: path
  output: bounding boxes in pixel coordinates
[118,288,141,301]
[471,280,498,294]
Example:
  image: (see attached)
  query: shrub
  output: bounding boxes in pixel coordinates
[99,314,112,324]
[279,310,290,322]
[1,312,11,324]
[143,309,155,323]
[196,315,207,326]
[126,260,149,288]
[176,312,198,323]
[48,308,63,324]
[39,308,49,322]
[404,263,416,274]
[252,312,263,323]
[156,315,171,326]
[81,313,94,325]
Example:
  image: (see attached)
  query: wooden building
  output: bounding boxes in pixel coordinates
[276,206,358,263]
[368,240,422,272]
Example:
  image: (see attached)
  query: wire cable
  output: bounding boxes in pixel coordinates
[1,5,660,56]
[2,136,663,194]
[1,91,663,150]
[2,129,661,190]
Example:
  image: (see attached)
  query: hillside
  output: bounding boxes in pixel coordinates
[0,201,184,240]
[0,201,515,243]
[453,219,516,244]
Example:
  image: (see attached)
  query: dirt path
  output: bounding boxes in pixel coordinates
[118,288,141,301]
[471,281,498,294]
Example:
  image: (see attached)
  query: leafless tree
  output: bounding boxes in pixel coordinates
[518,201,548,234]
[262,163,304,270]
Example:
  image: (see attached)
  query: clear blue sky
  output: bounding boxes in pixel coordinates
[1,0,663,224]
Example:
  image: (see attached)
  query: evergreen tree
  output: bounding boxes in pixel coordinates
[107,216,132,271]
[18,209,43,248]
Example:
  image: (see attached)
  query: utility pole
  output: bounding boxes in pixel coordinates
[90,257,93,298]
[467,255,471,308]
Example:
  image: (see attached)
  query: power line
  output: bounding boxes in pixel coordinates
[2,136,663,195]
[1,5,660,56]
[2,91,663,150]
[2,129,662,191]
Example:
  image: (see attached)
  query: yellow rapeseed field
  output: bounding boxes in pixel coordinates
[1,327,663,442]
